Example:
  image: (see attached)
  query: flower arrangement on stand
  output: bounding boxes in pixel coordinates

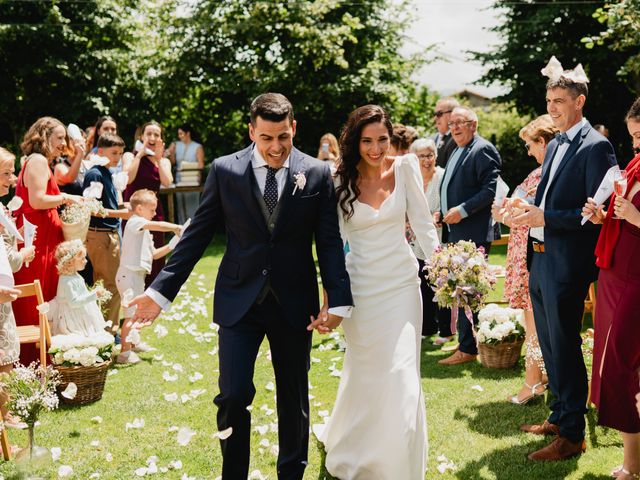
[59,198,107,241]
[424,240,496,334]
[0,363,60,476]
[476,304,526,369]
[49,331,115,405]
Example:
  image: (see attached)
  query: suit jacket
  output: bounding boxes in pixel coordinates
[527,120,617,282]
[150,145,353,329]
[434,131,457,168]
[440,134,501,244]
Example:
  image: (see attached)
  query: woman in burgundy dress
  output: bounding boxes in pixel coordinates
[122,121,173,285]
[584,98,640,480]
[13,117,82,364]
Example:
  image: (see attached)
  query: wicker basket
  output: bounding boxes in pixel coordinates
[55,361,111,405]
[61,216,90,242]
[478,338,524,369]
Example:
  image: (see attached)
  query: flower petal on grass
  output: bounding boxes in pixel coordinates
[51,446,61,461]
[58,465,73,477]
[91,416,103,424]
[61,382,77,399]
[163,371,178,382]
[265,381,275,391]
[125,418,145,431]
[177,427,196,446]
[470,385,484,392]
[164,392,178,402]
[188,372,203,383]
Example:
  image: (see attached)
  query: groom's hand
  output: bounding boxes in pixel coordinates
[308,313,343,335]
[129,294,162,327]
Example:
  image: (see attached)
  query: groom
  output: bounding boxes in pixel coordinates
[129,93,353,479]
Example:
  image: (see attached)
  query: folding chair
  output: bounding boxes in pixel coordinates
[15,279,51,367]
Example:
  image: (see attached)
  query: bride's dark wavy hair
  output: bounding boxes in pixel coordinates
[336,105,393,219]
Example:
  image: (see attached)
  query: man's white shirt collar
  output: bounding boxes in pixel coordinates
[252,146,290,169]
[563,117,587,142]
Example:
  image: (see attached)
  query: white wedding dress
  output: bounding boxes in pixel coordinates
[318,155,440,479]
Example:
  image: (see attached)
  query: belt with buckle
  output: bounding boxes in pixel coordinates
[532,241,545,253]
[88,226,118,233]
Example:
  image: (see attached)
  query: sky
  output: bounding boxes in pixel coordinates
[403,0,508,98]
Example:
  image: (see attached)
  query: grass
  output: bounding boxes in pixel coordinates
[0,241,619,479]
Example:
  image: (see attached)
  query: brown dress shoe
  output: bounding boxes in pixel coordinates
[527,436,586,461]
[520,419,560,436]
[438,350,477,365]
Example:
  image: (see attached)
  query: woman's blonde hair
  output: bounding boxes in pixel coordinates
[21,117,67,160]
[55,239,86,275]
[519,114,559,144]
[317,133,340,159]
[0,147,15,170]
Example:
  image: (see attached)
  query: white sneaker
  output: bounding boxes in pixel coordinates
[132,342,152,353]
[116,350,141,364]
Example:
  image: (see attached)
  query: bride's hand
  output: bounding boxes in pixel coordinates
[307,289,329,332]
[317,314,343,334]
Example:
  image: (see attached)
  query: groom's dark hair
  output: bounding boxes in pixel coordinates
[250,93,294,125]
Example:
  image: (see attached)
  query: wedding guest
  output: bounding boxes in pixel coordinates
[51,135,86,196]
[433,97,460,168]
[437,106,501,365]
[316,133,340,173]
[48,239,109,336]
[407,138,446,338]
[83,134,131,335]
[168,124,205,224]
[116,189,180,364]
[514,56,616,461]
[86,115,118,154]
[491,115,557,404]
[122,121,173,286]
[583,97,640,479]
[0,147,35,428]
[12,117,82,364]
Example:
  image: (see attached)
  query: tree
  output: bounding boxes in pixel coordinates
[472,0,636,163]
[154,0,432,158]
[0,0,146,150]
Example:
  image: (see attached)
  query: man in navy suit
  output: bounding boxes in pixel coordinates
[513,71,616,461]
[129,93,353,479]
[436,106,501,365]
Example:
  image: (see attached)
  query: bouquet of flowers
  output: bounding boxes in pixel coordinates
[0,363,60,428]
[59,198,107,241]
[424,240,496,334]
[49,331,115,367]
[476,304,525,345]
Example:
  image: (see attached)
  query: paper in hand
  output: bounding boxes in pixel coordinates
[581,165,620,225]
[23,217,37,267]
[134,140,156,157]
[0,207,23,242]
[67,124,83,141]
[0,240,14,288]
[169,218,191,250]
[494,176,510,206]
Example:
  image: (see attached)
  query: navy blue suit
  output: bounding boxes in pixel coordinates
[528,120,616,442]
[440,134,501,354]
[150,144,352,479]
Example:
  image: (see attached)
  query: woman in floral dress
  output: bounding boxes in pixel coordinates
[492,115,557,404]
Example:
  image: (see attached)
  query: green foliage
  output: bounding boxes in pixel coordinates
[472,0,636,163]
[155,0,432,158]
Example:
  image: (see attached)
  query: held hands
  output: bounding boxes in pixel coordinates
[19,245,35,264]
[307,289,343,334]
[582,197,606,224]
[128,294,162,327]
[614,196,640,226]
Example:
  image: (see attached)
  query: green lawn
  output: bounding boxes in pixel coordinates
[0,241,618,479]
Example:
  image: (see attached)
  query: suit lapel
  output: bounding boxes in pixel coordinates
[271,148,301,238]
[535,142,559,205]
[239,146,270,234]
[449,137,476,182]
[544,121,590,195]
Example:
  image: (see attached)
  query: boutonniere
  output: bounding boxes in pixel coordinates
[292,171,306,195]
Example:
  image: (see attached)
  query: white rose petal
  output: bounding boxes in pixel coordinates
[135,467,148,477]
[125,418,145,431]
[254,425,269,435]
[154,324,168,338]
[180,394,191,404]
[164,392,178,402]
[248,470,267,480]
[163,372,178,382]
[177,427,196,446]
[190,354,199,359]
[7,196,23,211]
[168,460,182,470]
[91,416,103,424]
[58,465,73,477]
[51,446,61,461]
[89,474,101,479]
[265,381,275,391]
[61,383,77,399]
[106,452,113,462]
[90,440,100,447]
[126,329,141,345]
[471,385,484,392]
[188,372,203,383]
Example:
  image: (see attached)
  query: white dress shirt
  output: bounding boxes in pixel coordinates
[530,118,587,241]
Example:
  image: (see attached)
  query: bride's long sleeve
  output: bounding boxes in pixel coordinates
[401,155,440,259]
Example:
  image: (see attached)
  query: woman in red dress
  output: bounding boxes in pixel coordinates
[13,117,82,364]
[584,98,640,480]
[122,121,173,286]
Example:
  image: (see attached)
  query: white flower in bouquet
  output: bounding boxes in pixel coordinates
[476,304,526,345]
[49,332,115,367]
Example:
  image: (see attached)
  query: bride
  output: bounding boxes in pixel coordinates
[316,105,440,479]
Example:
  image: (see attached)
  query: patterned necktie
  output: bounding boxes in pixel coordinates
[263,166,279,214]
[556,132,569,145]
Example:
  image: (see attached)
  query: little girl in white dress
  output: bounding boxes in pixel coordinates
[49,239,108,336]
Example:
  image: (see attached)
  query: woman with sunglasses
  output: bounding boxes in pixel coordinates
[408,138,446,338]
[492,114,558,404]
